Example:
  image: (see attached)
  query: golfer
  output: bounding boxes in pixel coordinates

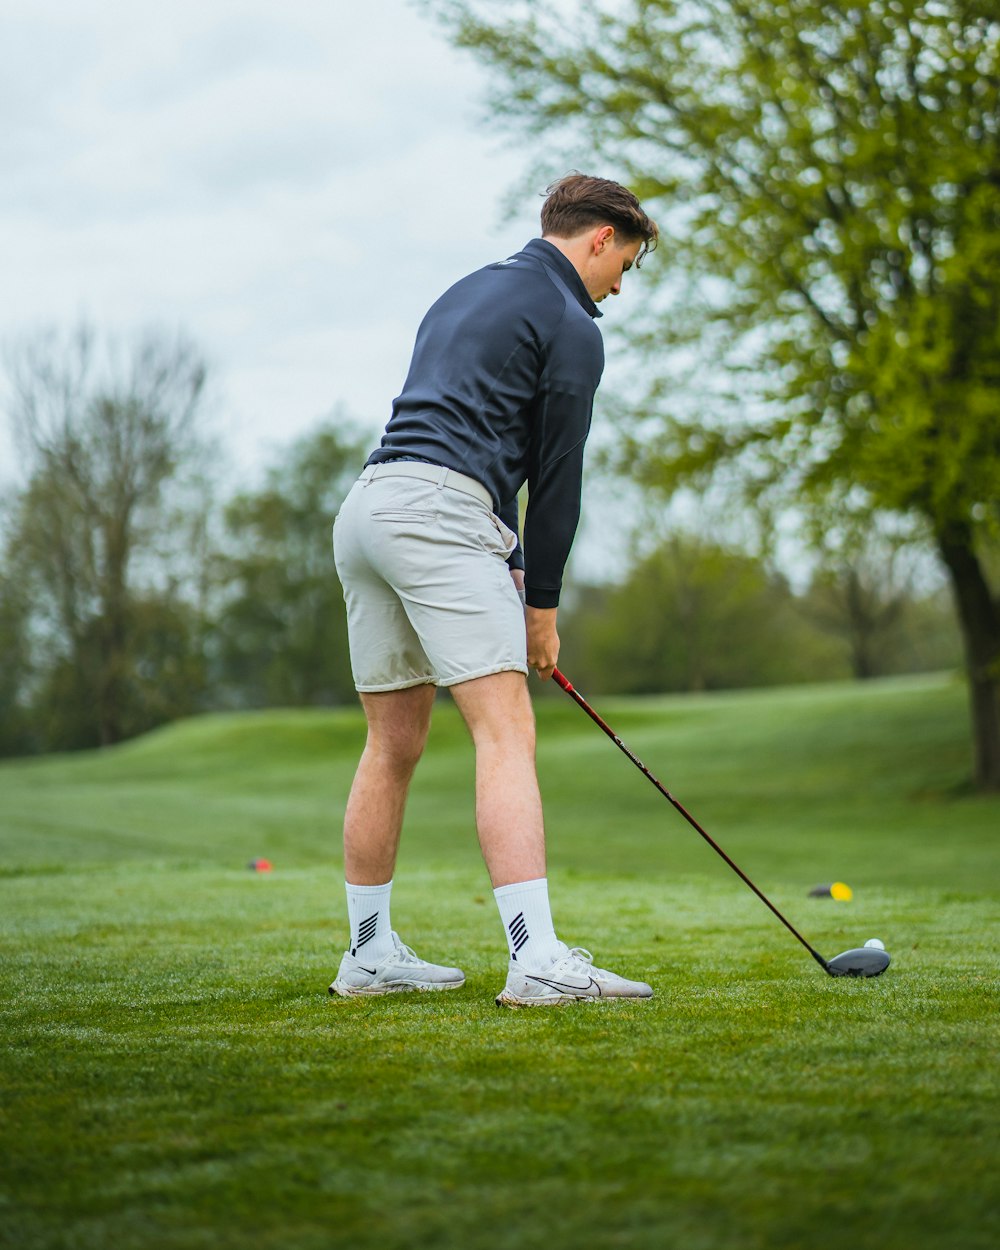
[330,174,658,1006]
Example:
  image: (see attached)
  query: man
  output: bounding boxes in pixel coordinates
[330,174,658,1007]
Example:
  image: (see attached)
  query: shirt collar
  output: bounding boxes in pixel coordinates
[522,237,602,319]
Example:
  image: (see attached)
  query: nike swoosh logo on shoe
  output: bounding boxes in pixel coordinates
[526,975,603,998]
[356,965,377,976]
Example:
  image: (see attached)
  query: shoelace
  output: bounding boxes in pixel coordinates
[390,935,422,965]
[555,946,595,974]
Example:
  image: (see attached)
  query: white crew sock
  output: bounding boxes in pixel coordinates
[345,879,395,963]
[493,877,563,970]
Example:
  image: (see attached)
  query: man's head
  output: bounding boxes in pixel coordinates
[540,174,658,302]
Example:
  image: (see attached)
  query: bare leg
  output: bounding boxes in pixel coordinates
[343,684,437,884]
[448,670,546,887]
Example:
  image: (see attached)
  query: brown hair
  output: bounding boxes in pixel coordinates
[541,173,658,264]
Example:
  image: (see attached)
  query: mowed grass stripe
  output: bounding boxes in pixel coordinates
[0,674,997,1250]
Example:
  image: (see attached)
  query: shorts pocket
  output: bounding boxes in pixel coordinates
[371,509,437,524]
[477,513,519,557]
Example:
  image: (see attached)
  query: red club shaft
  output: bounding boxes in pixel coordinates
[550,668,829,971]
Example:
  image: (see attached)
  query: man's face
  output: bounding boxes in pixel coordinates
[586,232,642,303]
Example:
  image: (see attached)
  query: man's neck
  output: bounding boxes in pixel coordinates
[540,233,591,284]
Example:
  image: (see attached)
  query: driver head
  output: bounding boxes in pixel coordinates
[825,947,891,977]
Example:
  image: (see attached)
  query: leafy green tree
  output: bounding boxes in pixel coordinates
[24,594,209,750]
[3,324,212,749]
[564,535,845,694]
[431,0,1000,786]
[211,419,367,708]
[0,557,36,755]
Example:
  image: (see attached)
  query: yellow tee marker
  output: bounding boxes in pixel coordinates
[808,881,854,900]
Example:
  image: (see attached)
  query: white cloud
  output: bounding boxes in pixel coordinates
[0,0,642,581]
[0,0,544,481]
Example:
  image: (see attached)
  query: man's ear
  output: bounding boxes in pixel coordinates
[593,225,616,254]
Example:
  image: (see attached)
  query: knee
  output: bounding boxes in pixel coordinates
[449,670,538,758]
[365,726,428,778]
[471,705,536,757]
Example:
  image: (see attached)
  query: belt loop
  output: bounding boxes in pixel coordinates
[436,464,449,491]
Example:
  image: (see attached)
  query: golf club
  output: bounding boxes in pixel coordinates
[551,668,891,978]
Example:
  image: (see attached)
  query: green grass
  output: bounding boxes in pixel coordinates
[1,673,997,1250]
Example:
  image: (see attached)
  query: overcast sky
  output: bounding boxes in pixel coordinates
[1,0,552,480]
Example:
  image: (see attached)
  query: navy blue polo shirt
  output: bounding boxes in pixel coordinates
[366,237,604,609]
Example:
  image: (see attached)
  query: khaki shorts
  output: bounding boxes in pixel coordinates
[333,462,529,692]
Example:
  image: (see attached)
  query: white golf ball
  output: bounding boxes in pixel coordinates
[864,938,885,950]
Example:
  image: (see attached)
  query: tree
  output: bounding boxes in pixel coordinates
[798,518,920,679]
[806,563,907,680]
[3,324,212,749]
[429,0,1000,787]
[210,418,367,708]
[0,553,36,755]
[563,534,844,694]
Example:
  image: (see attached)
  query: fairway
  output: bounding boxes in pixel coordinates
[1,674,997,1250]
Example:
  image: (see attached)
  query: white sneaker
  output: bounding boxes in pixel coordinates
[495,943,653,1007]
[329,932,465,997]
